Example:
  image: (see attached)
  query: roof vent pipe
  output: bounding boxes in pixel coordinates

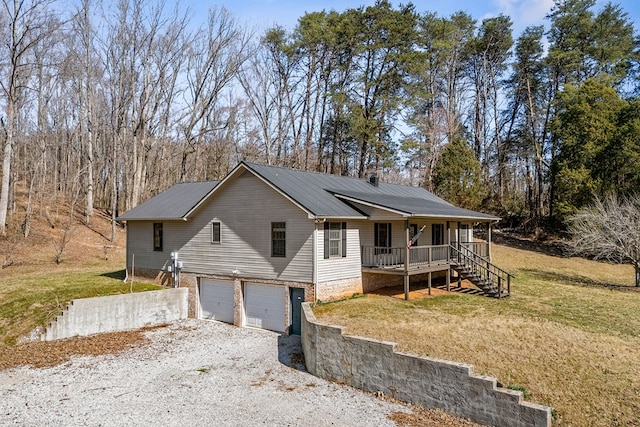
[369,174,379,187]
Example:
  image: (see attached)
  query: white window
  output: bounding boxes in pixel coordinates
[329,222,342,257]
[324,222,347,258]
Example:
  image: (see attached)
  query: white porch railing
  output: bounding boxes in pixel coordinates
[361,244,452,269]
[360,246,406,268]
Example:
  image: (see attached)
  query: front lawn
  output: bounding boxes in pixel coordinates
[0,261,162,346]
[313,242,640,426]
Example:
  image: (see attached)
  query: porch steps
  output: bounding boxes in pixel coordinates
[448,244,513,299]
[451,263,510,298]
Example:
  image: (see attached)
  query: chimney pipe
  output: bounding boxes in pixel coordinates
[369,175,379,187]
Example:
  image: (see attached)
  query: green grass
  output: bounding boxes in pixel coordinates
[0,266,162,345]
[313,243,640,426]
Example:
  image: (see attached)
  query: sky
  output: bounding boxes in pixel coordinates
[193,0,640,38]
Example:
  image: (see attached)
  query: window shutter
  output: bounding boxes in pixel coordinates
[324,222,329,259]
[388,223,392,247]
[341,222,347,257]
[374,223,379,247]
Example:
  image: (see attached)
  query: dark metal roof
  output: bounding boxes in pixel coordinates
[118,162,499,222]
[242,162,499,221]
[331,191,498,220]
[118,181,219,221]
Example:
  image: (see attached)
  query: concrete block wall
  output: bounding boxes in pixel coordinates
[42,288,188,341]
[301,303,551,427]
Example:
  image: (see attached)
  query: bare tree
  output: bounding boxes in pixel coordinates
[178,6,251,181]
[72,0,98,223]
[568,193,640,287]
[0,0,60,235]
[237,41,281,166]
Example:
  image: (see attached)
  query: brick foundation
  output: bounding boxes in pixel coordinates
[316,277,363,302]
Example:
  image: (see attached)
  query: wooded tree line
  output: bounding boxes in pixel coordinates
[1,0,639,239]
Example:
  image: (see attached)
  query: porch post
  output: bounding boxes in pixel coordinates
[446,221,451,262]
[404,275,410,301]
[488,222,493,262]
[404,220,410,300]
[446,221,452,290]
[428,271,432,296]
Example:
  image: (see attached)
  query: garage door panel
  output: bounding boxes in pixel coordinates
[244,283,285,333]
[200,279,235,324]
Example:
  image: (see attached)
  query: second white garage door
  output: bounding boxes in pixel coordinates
[199,279,235,324]
[244,283,285,333]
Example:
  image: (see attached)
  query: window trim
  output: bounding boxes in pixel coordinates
[460,223,470,243]
[211,222,221,244]
[153,222,163,252]
[324,222,347,259]
[271,222,286,258]
[374,222,392,248]
[432,223,445,246]
[409,224,418,241]
[374,222,392,254]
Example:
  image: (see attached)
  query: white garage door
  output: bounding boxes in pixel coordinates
[244,283,286,333]
[199,279,235,324]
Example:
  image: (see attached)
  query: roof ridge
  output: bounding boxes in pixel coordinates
[175,180,219,184]
[242,161,426,189]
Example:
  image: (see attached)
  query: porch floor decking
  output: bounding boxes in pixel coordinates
[361,262,451,275]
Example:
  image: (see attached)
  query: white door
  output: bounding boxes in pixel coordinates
[199,279,235,324]
[244,283,286,333]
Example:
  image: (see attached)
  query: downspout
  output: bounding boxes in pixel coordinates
[123,223,129,283]
[313,221,318,302]
[404,219,410,300]
[488,222,493,262]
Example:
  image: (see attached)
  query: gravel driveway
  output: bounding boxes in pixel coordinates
[0,319,409,426]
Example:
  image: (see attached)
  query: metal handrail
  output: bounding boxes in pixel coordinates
[453,244,514,278]
[449,244,513,297]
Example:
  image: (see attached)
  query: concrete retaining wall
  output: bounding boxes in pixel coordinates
[301,303,551,427]
[42,288,189,341]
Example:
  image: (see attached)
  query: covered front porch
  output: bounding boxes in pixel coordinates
[361,241,490,272]
[336,189,507,298]
[359,224,511,299]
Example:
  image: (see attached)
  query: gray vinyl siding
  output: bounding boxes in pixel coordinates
[358,219,466,247]
[179,170,314,282]
[316,222,362,283]
[358,220,409,248]
[126,220,189,271]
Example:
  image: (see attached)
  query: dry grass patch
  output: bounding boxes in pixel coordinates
[0,209,163,346]
[0,264,163,346]
[388,405,485,426]
[314,242,640,426]
[0,329,151,370]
